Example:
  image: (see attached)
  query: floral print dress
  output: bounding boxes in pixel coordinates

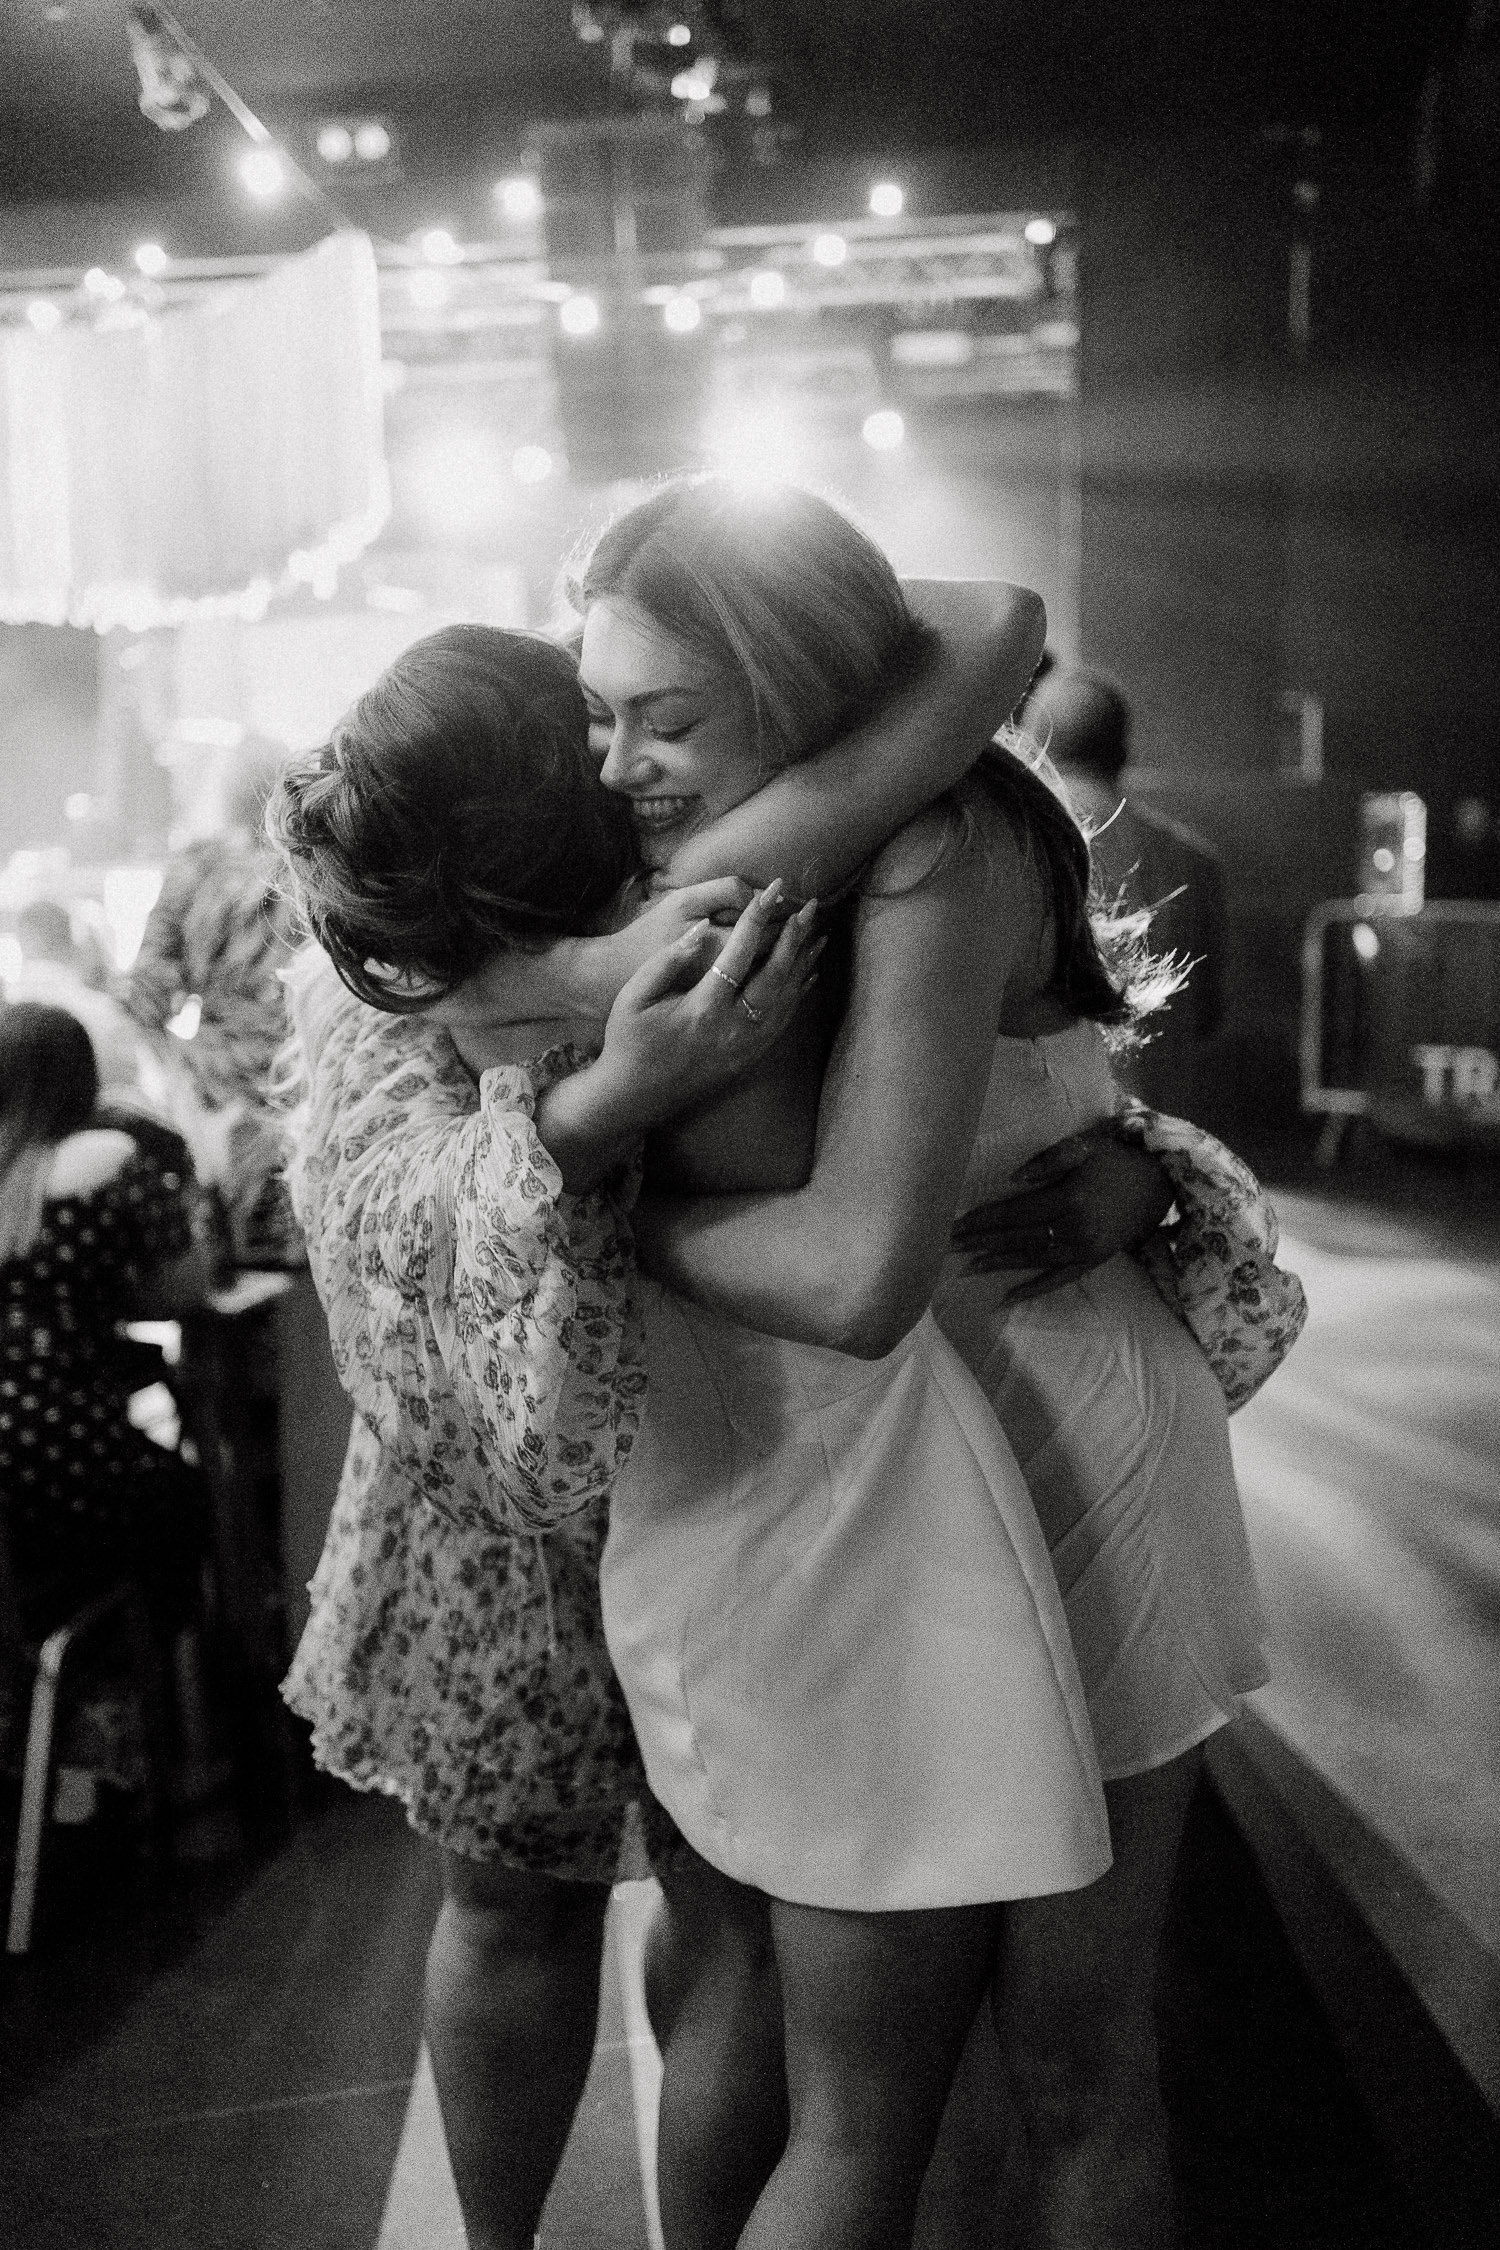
[280,949,653,1877]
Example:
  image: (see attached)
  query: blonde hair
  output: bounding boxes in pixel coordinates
[574,476,933,771]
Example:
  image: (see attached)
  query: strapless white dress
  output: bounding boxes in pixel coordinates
[602,1288,1111,1910]
[933,1020,1268,1779]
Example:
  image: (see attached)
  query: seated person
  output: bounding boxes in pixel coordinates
[0,1003,212,1641]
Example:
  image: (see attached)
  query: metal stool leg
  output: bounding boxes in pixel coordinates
[6,1645,63,1956]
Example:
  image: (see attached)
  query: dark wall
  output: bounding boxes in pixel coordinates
[1069,130,1500,1139]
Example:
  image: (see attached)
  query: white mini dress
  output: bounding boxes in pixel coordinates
[601,1289,1111,1912]
[932,1020,1269,1781]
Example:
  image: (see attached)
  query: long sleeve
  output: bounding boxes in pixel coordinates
[1117,1104,1307,1410]
[284,947,645,1535]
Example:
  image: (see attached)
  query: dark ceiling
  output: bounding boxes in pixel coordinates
[0,1,1467,235]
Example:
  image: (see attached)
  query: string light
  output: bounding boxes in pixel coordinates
[83,268,127,302]
[134,240,169,276]
[237,145,288,198]
[667,23,692,45]
[1024,216,1057,246]
[811,232,847,267]
[748,268,786,308]
[317,123,354,162]
[869,182,904,218]
[861,409,905,451]
[558,293,601,336]
[512,445,554,484]
[663,294,703,334]
[26,300,63,333]
[494,177,542,222]
[418,227,463,265]
[353,121,390,161]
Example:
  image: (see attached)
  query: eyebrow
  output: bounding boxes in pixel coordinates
[580,684,705,712]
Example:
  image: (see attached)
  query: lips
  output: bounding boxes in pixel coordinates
[628,795,697,829]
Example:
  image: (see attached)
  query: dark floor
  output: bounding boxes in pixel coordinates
[0,1767,1460,2250]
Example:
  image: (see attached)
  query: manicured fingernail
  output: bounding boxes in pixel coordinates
[758,878,785,909]
[684,918,709,944]
[807,935,829,962]
[796,898,819,927]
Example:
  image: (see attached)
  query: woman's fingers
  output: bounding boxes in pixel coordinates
[739,901,822,1011]
[619,918,714,1008]
[660,875,757,926]
[700,879,797,993]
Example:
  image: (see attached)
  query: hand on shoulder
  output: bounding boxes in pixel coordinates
[47,1128,137,1201]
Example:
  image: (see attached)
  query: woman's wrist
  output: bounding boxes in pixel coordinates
[533,1054,645,1190]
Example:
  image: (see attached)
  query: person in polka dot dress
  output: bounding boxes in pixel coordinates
[0,1004,210,1641]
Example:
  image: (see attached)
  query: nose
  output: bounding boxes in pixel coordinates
[598,719,658,794]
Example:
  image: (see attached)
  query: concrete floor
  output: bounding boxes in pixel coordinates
[3,1176,1497,2247]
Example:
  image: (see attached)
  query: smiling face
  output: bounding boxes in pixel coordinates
[578,599,766,869]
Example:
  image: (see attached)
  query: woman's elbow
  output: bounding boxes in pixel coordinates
[821,1274,929,1361]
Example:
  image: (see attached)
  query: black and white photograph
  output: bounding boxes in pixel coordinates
[0,6,1496,2246]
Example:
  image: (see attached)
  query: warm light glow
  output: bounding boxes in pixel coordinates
[869,181,904,218]
[707,404,806,482]
[64,793,92,821]
[1351,923,1380,963]
[559,293,601,336]
[317,123,354,162]
[512,444,554,484]
[353,121,391,161]
[238,146,289,199]
[671,64,716,100]
[25,299,62,333]
[1024,216,1058,246]
[419,227,463,265]
[748,268,786,308]
[667,23,692,45]
[133,241,169,277]
[861,408,905,451]
[83,267,126,300]
[408,269,451,310]
[495,176,542,222]
[811,232,848,267]
[663,294,703,334]
[404,427,509,537]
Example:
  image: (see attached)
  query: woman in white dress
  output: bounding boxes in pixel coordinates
[574,477,1275,2249]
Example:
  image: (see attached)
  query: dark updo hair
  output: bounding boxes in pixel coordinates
[266,626,636,1013]
[0,1004,101,1261]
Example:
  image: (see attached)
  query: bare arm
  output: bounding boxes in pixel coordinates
[630,791,1028,1356]
[660,580,1046,898]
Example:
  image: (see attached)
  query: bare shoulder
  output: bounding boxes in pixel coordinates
[862,775,1033,905]
[47,1129,137,1201]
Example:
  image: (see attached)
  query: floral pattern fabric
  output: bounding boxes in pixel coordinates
[1116,1104,1308,1411]
[281,949,653,1874]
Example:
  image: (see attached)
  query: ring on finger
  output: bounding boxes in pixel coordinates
[738,994,764,1024]
[708,963,744,993]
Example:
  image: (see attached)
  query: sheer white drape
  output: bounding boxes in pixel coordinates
[0,231,389,633]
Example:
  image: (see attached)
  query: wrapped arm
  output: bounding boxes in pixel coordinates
[631,790,1028,1354]
[661,580,1046,898]
[1114,1105,1308,1409]
[285,949,643,1533]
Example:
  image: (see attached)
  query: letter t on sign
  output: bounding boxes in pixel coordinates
[1412,1045,1453,1103]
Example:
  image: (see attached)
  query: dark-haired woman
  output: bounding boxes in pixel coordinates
[271,605,1052,2250]
[0,1003,211,1643]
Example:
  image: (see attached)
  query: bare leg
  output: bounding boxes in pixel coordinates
[424,1851,610,2250]
[741,1898,998,2250]
[993,1750,1203,2250]
[651,1854,788,2250]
